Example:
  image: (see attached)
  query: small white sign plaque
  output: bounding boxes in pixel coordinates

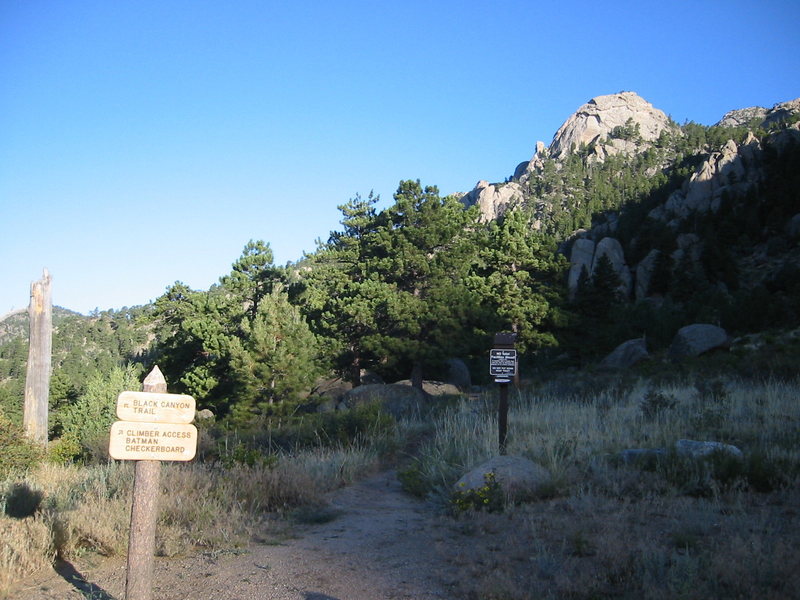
[109,421,198,461]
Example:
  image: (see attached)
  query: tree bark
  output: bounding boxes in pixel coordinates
[411,361,423,392]
[23,269,52,445]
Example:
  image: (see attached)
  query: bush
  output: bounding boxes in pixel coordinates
[640,390,677,420]
[398,460,430,498]
[0,414,44,478]
[57,365,141,462]
[452,472,504,513]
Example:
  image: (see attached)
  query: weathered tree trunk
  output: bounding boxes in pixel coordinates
[349,349,361,388]
[125,366,165,600]
[23,269,52,445]
[411,361,424,392]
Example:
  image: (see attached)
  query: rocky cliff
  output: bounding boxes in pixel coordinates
[547,91,672,159]
[463,91,678,221]
[461,91,800,305]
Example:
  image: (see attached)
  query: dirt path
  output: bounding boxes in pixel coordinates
[13,470,462,600]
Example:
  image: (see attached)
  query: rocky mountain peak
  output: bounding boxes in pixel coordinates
[716,98,800,129]
[548,91,672,159]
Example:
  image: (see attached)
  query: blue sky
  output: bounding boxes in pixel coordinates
[1,0,798,315]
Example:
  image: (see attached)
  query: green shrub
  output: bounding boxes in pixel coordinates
[452,472,504,513]
[640,389,677,420]
[47,433,83,465]
[58,365,141,462]
[0,414,44,477]
[218,442,278,469]
[398,460,430,498]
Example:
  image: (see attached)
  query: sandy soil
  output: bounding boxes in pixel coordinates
[11,470,462,600]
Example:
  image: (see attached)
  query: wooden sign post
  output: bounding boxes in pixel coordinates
[110,366,197,600]
[490,333,517,455]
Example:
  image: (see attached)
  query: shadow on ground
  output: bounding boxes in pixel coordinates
[54,560,115,600]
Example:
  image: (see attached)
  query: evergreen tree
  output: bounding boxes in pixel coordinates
[297,192,398,386]
[221,239,284,322]
[151,241,319,418]
[574,254,623,319]
[467,207,567,352]
[367,180,483,388]
[229,286,321,419]
[647,250,674,296]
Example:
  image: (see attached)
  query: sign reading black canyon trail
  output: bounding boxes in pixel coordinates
[109,391,197,462]
[116,391,195,423]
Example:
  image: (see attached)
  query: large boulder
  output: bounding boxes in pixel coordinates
[339,384,427,419]
[454,455,552,502]
[567,237,595,298]
[634,249,661,301]
[675,439,743,460]
[600,338,649,370]
[312,377,353,402]
[394,380,462,397]
[592,237,632,298]
[669,324,729,359]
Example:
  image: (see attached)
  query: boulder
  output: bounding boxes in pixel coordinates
[444,358,471,391]
[195,408,215,422]
[675,439,743,460]
[669,324,729,359]
[454,455,552,502]
[634,249,660,301]
[312,377,353,404]
[567,237,595,298]
[600,338,648,370]
[395,380,462,396]
[592,237,632,298]
[617,440,743,464]
[339,384,427,419]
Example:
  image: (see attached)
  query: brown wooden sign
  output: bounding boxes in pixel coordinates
[109,421,198,461]
[117,391,195,423]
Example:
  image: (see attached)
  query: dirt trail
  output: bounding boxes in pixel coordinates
[13,470,461,600]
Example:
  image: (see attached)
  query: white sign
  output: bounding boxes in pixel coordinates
[117,391,195,423]
[109,421,198,461]
[489,348,517,379]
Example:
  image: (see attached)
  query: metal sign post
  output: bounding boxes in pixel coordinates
[491,333,517,455]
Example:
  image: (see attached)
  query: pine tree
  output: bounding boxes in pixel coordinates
[367,181,482,388]
[229,286,321,418]
[298,192,397,386]
[467,207,567,352]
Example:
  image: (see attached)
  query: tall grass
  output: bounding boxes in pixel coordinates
[410,376,800,599]
[410,377,800,496]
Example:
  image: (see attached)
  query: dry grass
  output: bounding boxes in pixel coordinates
[415,376,800,599]
[441,487,800,599]
[0,440,383,597]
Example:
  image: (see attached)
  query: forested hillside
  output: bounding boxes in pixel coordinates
[1,92,799,447]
